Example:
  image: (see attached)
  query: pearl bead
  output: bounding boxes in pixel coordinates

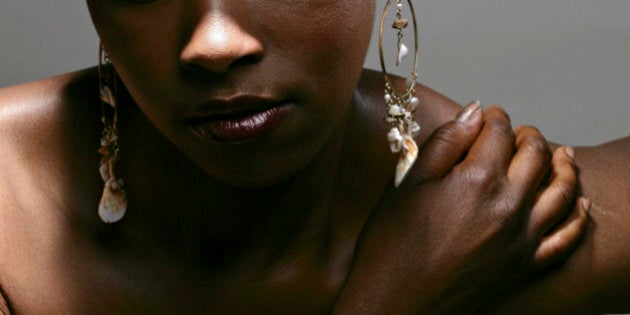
[409,97,420,109]
[412,122,421,135]
[397,44,408,66]
[389,105,404,116]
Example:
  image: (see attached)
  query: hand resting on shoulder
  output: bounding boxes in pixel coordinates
[333,103,588,314]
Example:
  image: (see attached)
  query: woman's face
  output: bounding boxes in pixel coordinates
[87,0,375,187]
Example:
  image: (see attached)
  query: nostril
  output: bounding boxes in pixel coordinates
[180,62,227,83]
[180,42,265,75]
[234,54,262,67]
[180,51,263,82]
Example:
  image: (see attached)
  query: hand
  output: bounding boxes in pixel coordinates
[332,102,589,314]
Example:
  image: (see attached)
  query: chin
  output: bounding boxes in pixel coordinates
[199,157,312,189]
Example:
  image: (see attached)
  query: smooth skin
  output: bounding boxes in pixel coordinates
[0,0,627,313]
[0,68,586,314]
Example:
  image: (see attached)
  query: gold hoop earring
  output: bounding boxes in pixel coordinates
[379,0,421,188]
[98,44,127,223]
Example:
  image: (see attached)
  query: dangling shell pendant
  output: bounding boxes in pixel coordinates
[388,124,419,187]
[384,93,421,187]
[98,144,128,223]
[97,46,127,224]
[380,0,421,188]
[99,178,127,223]
[394,135,418,187]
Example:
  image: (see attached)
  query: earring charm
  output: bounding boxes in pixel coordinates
[98,45,127,223]
[379,0,421,187]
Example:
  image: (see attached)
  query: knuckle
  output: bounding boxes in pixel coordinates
[554,147,578,169]
[431,121,464,144]
[460,165,502,193]
[464,165,493,184]
[487,104,507,114]
[521,134,552,162]
[487,104,512,121]
[514,124,528,134]
[486,119,515,142]
[515,124,542,135]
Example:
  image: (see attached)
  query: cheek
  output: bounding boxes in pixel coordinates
[284,3,374,67]
[88,1,187,122]
[290,5,374,108]
[88,2,180,73]
[88,1,176,55]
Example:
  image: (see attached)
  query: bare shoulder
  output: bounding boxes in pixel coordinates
[0,68,100,155]
[357,69,463,133]
[0,67,100,191]
[0,67,99,127]
[0,67,101,210]
[0,69,98,205]
[0,68,101,312]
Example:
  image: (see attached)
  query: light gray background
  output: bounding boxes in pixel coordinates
[1,1,628,145]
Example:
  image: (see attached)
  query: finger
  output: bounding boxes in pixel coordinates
[528,146,578,238]
[508,125,553,196]
[532,198,590,268]
[459,105,515,175]
[411,101,483,183]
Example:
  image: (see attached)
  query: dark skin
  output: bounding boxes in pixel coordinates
[0,68,588,314]
[0,0,628,313]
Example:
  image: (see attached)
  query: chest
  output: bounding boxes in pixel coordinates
[0,199,349,315]
[3,249,345,314]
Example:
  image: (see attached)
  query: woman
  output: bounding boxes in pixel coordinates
[0,1,625,313]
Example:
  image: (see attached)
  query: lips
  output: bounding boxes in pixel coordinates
[186,96,291,143]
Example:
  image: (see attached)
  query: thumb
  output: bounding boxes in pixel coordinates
[411,101,484,184]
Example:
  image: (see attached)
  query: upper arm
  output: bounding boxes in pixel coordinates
[485,136,630,314]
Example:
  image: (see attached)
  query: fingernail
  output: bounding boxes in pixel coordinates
[564,146,575,160]
[581,197,592,213]
[456,100,482,123]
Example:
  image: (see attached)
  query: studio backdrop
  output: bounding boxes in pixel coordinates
[1,0,629,145]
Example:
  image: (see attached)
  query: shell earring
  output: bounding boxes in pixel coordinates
[98,45,127,223]
[379,0,421,188]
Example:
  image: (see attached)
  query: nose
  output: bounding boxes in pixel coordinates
[180,12,265,74]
